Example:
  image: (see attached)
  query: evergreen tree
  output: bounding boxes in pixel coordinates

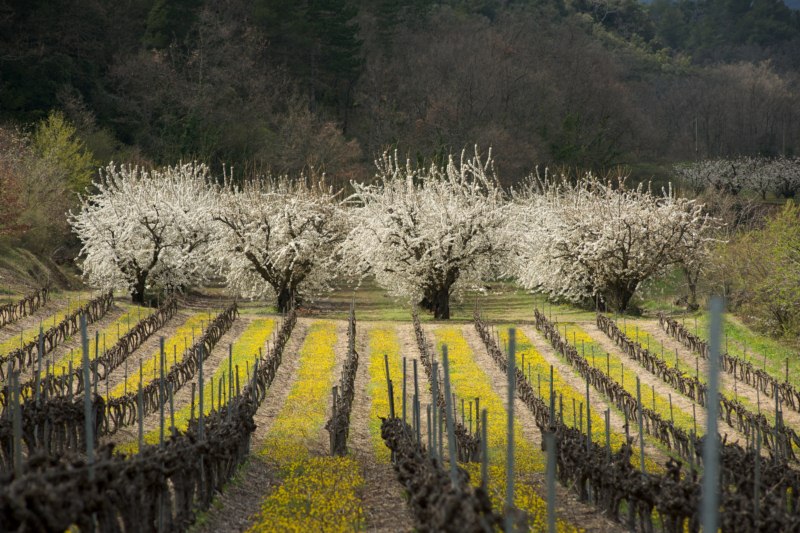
[142,0,202,49]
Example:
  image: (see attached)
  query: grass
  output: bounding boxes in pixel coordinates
[617,321,796,453]
[314,279,596,323]
[694,313,800,384]
[500,327,664,473]
[561,323,703,437]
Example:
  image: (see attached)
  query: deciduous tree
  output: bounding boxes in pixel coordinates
[511,175,716,312]
[344,149,506,319]
[70,162,215,303]
[211,177,344,312]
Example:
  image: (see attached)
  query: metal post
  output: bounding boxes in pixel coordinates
[431,360,438,461]
[636,377,645,474]
[426,404,432,457]
[442,348,459,485]
[11,373,22,476]
[586,377,591,451]
[159,337,165,448]
[198,345,205,440]
[35,327,43,403]
[754,426,761,518]
[413,359,420,447]
[701,296,723,533]
[481,408,488,490]
[81,315,94,479]
[605,409,611,460]
[549,365,555,423]
[669,393,674,423]
[545,430,556,533]
[402,357,407,424]
[169,382,175,432]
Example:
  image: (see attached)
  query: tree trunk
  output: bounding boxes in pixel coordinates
[604,281,638,313]
[276,286,295,313]
[420,287,450,320]
[131,272,148,305]
[430,286,451,320]
[683,266,700,312]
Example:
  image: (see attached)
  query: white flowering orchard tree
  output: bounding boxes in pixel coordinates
[674,156,800,199]
[70,162,216,303]
[211,178,343,312]
[511,176,717,312]
[344,149,506,319]
[764,157,800,198]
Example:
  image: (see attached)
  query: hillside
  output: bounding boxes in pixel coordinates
[0,0,798,186]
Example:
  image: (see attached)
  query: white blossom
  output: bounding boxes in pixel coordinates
[210,178,343,311]
[675,156,800,199]
[70,162,215,303]
[509,175,717,312]
[343,148,507,319]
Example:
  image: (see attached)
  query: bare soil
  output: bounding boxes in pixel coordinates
[518,325,669,466]
[349,322,414,532]
[459,324,624,533]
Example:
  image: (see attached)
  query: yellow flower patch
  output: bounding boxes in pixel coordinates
[110,312,216,398]
[432,327,580,532]
[116,318,275,454]
[249,456,364,533]
[367,325,404,463]
[260,321,338,463]
[248,320,365,532]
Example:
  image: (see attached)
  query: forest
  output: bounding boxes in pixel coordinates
[1,0,799,183]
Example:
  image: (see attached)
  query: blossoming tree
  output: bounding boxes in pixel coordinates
[211,178,343,312]
[511,176,717,312]
[70,162,216,303]
[344,149,506,319]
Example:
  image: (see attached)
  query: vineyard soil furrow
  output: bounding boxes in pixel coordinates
[395,322,432,444]
[518,325,669,467]
[351,323,414,532]
[100,309,195,393]
[639,320,800,434]
[580,321,748,445]
[580,322,708,428]
[459,324,623,533]
[0,295,96,351]
[107,315,253,447]
[0,292,71,345]
[250,317,310,442]
[31,302,133,382]
[192,317,308,533]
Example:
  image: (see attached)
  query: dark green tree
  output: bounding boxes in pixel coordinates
[142,0,203,49]
[252,0,362,126]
